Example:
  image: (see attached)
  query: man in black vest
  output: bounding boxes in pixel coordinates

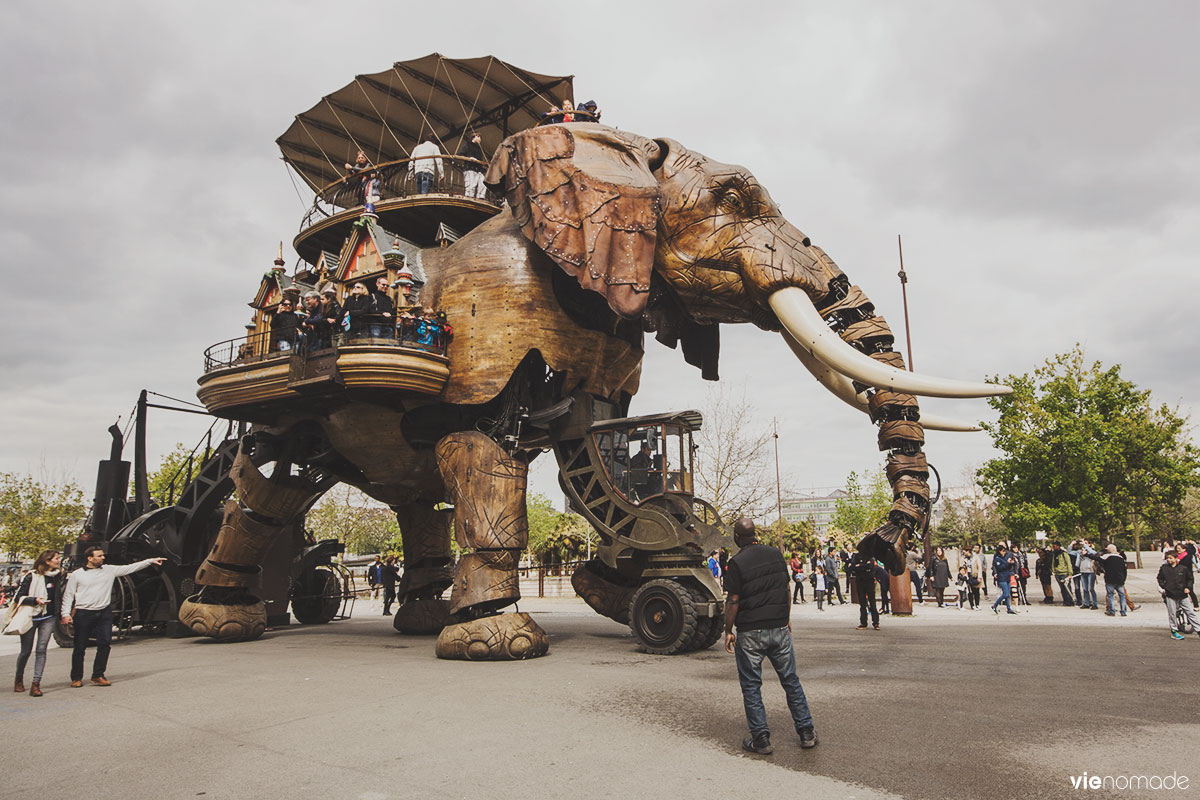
[724,518,817,755]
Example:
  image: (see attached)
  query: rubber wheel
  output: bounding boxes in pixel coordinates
[688,588,725,652]
[291,569,341,624]
[628,579,697,655]
[678,585,723,652]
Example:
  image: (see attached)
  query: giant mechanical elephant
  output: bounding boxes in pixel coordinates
[182,121,1008,659]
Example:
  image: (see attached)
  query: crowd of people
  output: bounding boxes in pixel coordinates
[540,98,601,125]
[269,276,453,355]
[756,538,1200,638]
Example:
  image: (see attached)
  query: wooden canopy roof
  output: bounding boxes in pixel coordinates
[277,54,574,193]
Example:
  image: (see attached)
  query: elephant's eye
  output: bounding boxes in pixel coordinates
[717,189,744,212]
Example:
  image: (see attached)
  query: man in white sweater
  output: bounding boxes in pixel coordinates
[60,546,164,687]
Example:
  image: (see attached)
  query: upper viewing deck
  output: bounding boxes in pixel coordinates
[279,54,581,266]
[293,154,502,264]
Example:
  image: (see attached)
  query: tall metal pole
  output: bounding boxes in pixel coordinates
[134,389,150,516]
[773,418,784,552]
[897,235,931,582]
[897,234,914,371]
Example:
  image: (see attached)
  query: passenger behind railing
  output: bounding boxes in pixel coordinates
[414,310,431,347]
[344,150,375,206]
[371,276,395,339]
[343,282,374,339]
[561,99,575,123]
[458,133,488,199]
[301,286,343,351]
[409,138,443,194]
[435,310,453,351]
[398,308,418,344]
[270,298,300,352]
[578,99,600,122]
[299,291,327,352]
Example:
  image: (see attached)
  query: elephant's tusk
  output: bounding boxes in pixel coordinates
[770,287,1013,400]
[783,331,984,432]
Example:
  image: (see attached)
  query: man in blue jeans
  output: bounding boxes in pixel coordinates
[724,518,816,755]
[60,547,164,687]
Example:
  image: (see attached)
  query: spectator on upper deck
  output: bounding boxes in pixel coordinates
[270,298,300,352]
[300,291,327,351]
[459,133,488,200]
[344,151,375,207]
[371,277,395,339]
[319,286,344,339]
[345,150,371,176]
[343,282,375,338]
[409,139,443,194]
[578,99,600,121]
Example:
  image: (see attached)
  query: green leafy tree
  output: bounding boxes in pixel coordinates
[0,472,87,560]
[143,442,194,505]
[979,346,1200,562]
[526,493,595,566]
[932,500,966,548]
[766,517,819,555]
[307,484,401,557]
[830,467,891,538]
[1148,486,1200,545]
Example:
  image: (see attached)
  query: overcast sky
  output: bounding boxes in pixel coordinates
[2,1,1197,509]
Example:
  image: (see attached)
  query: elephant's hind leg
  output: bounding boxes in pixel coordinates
[432,432,548,660]
[392,501,454,634]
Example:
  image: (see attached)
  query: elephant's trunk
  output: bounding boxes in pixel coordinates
[765,258,1010,573]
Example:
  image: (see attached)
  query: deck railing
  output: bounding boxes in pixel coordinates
[202,323,448,374]
[300,154,501,231]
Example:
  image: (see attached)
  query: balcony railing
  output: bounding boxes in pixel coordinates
[203,319,449,374]
[299,155,501,231]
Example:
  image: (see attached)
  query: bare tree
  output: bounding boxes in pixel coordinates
[307,483,400,557]
[693,386,774,522]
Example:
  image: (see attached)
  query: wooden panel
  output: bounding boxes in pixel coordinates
[423,213,644,405]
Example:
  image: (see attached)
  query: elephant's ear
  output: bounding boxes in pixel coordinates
[486,125,660,319]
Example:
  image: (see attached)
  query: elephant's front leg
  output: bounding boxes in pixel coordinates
[432,432,549,660]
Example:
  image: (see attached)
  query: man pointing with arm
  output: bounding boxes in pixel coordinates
[61,546,165,687]
[724,518,817,755]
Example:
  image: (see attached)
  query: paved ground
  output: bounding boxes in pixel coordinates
[4,586,1198,800]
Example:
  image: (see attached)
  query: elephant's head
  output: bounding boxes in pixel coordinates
[486,123,1006,409]
[486,122,1010,572]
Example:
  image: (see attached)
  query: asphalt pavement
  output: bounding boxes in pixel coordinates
[2,587,1197,800]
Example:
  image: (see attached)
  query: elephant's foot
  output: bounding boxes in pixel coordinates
[178,593,266,642]
[434,612,548,661]
[393,598,451,635]
[572,560,635,624]
[858,521,910,576]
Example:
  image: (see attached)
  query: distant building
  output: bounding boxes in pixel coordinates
[778,489,848,539]
[930,486,996,527]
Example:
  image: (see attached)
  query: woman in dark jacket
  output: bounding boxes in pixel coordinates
[342,282,375,338]
[270,299,300,352]
[1034,547,1054,603]
[930,547,951,607]
[13,550,63,697]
